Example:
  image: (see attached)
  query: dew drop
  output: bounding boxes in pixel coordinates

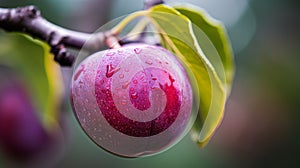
[100,79,105,84]
[169,74,175,84]
[143,87,148,92]
[121,100,127,105]
[106,52,115,56]
[131,92,138,99]
[129,87,134,92]
[106,64,120,78]
[119,74,124,79]
[122,82,130,89]
[134,48,142,54]
[145,59,152,65]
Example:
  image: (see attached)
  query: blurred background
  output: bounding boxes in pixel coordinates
[0,0,300,167]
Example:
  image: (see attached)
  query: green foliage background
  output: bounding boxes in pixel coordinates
[0,0,300,167]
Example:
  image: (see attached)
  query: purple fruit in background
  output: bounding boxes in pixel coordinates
[71,44,193,157]
[0,68,65,164]
[0,82,50,160]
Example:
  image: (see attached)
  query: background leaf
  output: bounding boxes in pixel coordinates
[148,5,229,146]
[0,33,63,130]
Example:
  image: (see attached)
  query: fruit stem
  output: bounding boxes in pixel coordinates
[106,35,121,49]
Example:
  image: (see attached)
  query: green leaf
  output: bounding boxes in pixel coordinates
[0,33,64,130]
[174,5,235,93]
[147,5,229,146]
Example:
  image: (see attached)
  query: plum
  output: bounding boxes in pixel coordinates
[71,44,193,157]
[0,82,49,160]
[0,67,65,165]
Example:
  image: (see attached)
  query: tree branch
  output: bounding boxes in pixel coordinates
[0,6,110,66]
[144,0,164,9]
[0,1,164,66]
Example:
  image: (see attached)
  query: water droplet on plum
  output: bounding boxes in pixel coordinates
[106,52,115,56]
[145,59,153,65]
[134,48,142,54]
[130,92,138,99]
[106,64,120,78]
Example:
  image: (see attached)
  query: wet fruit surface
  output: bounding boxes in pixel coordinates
[71,44,193,157]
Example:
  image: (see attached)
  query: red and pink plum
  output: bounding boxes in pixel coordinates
[71,44,193,157]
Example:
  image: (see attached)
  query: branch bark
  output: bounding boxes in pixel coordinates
[144,0,164,9]
[0,1,164,66]
[0,6,110,66]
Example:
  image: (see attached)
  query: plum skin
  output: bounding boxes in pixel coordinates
[71,44,193,157]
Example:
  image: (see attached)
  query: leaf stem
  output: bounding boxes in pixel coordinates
[111,11,148,35]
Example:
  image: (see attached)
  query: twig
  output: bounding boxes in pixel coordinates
[0,6,110,66]
[0,1,164,66]
[144,0,164,9]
